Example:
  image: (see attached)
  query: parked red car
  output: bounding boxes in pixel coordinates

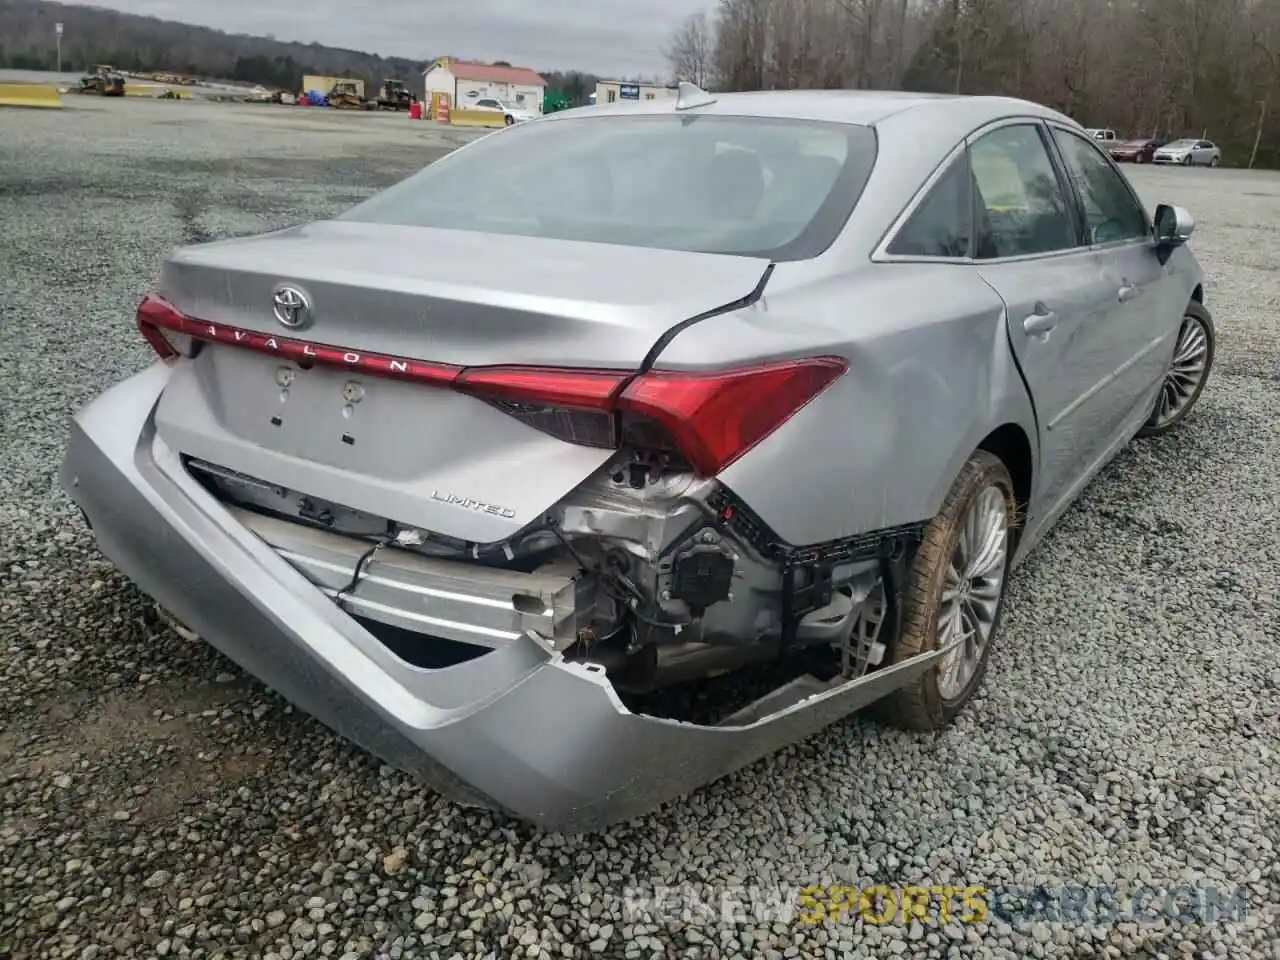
[1109,138,1165,163]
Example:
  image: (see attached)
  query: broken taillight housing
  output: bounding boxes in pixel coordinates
[453,365,627,449]
[134,293,847,476]
[137,296,199,359]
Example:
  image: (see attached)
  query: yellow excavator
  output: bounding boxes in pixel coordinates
[326,79,368,109]
[78,64,125,97]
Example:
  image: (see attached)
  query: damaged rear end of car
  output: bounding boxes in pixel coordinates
[61,107,956,829]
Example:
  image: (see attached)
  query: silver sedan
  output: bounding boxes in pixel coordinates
[61,85,1214,830]
[1153,138,1223,166]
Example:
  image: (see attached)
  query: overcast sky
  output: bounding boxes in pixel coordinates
[85,0,707,77]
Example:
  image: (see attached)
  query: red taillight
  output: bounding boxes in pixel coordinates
[455,366,628,410]
[456,366,630,450]
[617,358,848,475]
[136,293,847,474]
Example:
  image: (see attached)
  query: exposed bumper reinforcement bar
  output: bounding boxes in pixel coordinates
[60,362,954,832]
[226,506,586,651]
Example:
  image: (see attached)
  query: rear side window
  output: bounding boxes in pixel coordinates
[886,151,972,258]
[969,124,1077,259]
[341,115,879,261]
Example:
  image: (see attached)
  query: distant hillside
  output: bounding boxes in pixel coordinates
[0,0,424,91]
[0,1,602,103]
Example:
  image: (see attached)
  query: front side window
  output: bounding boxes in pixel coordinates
[1051,128,1149,244]
[886,151,972,258]
[341,115,879,260]
[969,123,1077,259]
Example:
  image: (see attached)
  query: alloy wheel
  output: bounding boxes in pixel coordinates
[935,485,1009,701]
[1150,315,1211,429]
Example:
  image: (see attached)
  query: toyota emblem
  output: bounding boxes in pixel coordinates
[272,284,311,329]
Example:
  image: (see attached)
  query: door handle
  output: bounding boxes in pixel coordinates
[1118,283,1141,302]
[1022,309,1058,338]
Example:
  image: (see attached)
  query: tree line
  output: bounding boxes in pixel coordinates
[666,0,1280,167]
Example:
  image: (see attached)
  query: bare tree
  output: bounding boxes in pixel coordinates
[701,0,1280,166]
[665,11,714,87]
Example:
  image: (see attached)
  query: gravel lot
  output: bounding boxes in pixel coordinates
[2,97,1278,960]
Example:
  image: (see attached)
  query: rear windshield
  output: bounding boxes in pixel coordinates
[340,114,878,260]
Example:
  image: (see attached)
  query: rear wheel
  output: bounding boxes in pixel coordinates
[1210,156,1220,168]
[504,114,515,126]
[1137,301,1215,436]
[875,450,1015,731]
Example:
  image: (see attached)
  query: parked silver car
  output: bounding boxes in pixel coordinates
[62,86,1215,831]
[1153,138,1222,166]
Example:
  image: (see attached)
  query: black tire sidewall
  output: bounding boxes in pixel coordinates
[931,458,1015,718]
[879,450,1016,729]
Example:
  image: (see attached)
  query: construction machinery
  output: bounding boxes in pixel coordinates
[326,79,368,109]
[375,79,414,111]
[78,64,125,97]
[303,75,365,100]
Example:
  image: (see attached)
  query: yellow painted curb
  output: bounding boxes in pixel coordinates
[0,83,63,109]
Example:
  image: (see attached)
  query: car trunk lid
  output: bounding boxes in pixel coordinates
[155,220,771,368]
[150,222,771,543]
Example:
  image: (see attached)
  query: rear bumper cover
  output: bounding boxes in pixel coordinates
[61,362,949,831]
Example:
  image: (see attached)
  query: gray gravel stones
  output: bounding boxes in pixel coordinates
[2,98,1279,958]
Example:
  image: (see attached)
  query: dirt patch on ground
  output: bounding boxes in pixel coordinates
[5,672,271,830]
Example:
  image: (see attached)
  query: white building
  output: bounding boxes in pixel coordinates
[592,81,678,105]
[423,58,546,113]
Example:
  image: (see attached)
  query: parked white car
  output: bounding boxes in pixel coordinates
[1085,128,1117,143]
[471,97,538,126]
[1153,139,1222,166]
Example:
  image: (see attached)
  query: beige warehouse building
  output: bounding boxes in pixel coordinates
[593,80,678,105]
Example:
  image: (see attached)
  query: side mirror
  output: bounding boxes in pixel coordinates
[1154,203,1194,247]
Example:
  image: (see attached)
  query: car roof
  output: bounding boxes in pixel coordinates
[550,89,1074,129]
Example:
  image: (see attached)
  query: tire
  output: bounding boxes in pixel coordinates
[504,114,515,126]
[873,450,1016,731]
[1182,155,1192,165]
[1210,156,1220,168]
[1137,301,1215,437]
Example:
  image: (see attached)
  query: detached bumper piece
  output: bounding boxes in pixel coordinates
[61,363,954,832]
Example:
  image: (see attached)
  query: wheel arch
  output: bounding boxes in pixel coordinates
[1191,283,1203,304]
[976,423,1033,534]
